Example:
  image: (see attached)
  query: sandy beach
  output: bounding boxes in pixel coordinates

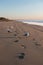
[0,20,43,65]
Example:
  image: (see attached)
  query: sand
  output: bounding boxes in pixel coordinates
[0,20,43,65]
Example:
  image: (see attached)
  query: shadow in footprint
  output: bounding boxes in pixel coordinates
[18,53,25,59]
[24,32,30,37]
[34,42,41,46]
[33,38,35,41]
[14,40,19,42]
[8,31,11,33]
[14,34,17,36]
[21,44,26,49]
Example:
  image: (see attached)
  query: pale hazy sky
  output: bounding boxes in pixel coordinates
[0,0,43,20]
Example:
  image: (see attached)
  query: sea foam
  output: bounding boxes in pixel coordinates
[17,20,43,26]
[22,21,43,26]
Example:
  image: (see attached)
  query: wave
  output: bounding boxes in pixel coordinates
[22,21,43,26]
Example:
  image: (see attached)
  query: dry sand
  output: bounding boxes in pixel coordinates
[0,20,43,65]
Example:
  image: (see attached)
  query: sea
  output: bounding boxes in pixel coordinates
[17,20,43,26]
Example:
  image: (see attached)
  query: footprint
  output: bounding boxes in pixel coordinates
[14,34,17,36]
[17,53,25,59]
[33,38,35,41]
[14,40,19,42]
[21,44,26,49]
[34,41,41,46]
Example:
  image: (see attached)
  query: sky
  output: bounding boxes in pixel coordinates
[0,0,43,20]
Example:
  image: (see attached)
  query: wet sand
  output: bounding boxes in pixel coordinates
[0,20,43,65]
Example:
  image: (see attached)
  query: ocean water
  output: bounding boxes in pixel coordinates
[18,20,43,26]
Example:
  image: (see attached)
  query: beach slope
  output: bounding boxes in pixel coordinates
[0,20,43,65]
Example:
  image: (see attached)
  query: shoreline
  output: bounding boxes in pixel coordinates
[17,20,43,26]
